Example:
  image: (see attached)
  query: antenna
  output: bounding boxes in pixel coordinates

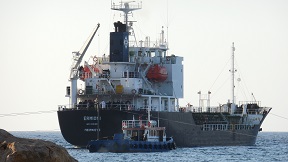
[111,1,142,32]
[166,0,169,53]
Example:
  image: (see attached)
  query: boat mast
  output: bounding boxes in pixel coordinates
[111,1,142,32]
[230,42,236,113]
[231,42,235,104]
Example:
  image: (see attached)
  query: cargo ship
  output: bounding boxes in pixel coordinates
[57,1,271,147]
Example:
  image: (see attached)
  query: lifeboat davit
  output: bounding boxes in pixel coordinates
[146,64,168,82]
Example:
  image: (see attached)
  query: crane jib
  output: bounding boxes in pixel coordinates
[70,23,100,79]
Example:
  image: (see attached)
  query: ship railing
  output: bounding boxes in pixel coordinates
[103,103,138,110]
[233,124,254,130]
[137,106,161,111]
[79,88,156,95]
[202,124,255,131]
[57,103,138,111]
[122,120,150,128]
[184,106,230,113]
[238,101,261,106]
[260,106,271,113]
[129,41,168,49]
[58,104,93,111]
[58,104,72,111]
[99,56,110,63]
[202,124,229,131]
[78,88,113,95]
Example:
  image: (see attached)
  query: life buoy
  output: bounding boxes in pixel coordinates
[131,89,137,94]
[78,89,84,95]
[93,56,98,62]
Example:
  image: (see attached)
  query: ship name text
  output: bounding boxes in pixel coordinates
[83,116,101,121]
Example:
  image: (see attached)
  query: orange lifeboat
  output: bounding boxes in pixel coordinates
[146,64,168,82]
[83,66,90,73]
[80,65,100,80]
[84,65,100,73]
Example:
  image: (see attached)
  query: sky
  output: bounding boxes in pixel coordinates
[0,0,288,132]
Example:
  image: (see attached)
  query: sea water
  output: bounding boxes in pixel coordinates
[10,131,288,162]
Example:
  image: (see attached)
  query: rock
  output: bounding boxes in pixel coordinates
[0,129,77,162]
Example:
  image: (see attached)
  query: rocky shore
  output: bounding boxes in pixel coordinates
[0,129,77,162]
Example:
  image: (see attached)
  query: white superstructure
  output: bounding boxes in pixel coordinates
[65,1,183,113]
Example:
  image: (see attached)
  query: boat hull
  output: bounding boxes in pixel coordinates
[87,134,175,153]
[57,109,261,147]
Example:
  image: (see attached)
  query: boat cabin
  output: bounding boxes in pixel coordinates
[122,120,167,142]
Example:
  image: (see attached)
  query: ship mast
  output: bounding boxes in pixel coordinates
[231,42,235,104]
[111,1,142,32]
[230,42,236,113]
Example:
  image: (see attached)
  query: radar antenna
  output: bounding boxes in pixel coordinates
[111,1,142,32]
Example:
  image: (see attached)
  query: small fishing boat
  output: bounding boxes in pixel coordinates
[87,116,176,153]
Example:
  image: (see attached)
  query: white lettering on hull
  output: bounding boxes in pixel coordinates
[84,129,101,132]
[86,123,98,126]
[83,116,101,121]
